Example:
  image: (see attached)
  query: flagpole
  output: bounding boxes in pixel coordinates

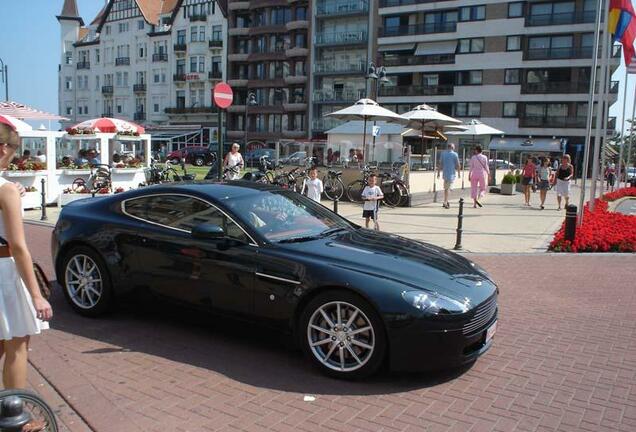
[598,36,614,198]
[627,90,636,179]
[617,67,629,189]
[589,0,611,211]
[578,0,604,224]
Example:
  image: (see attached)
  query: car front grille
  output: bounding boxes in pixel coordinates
[463,294,497,335]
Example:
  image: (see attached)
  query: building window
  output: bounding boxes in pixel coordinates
[507,36,522,51]
[455,102,481,117]
[118,22,129,33]
[508,2,524,18]
[199,26,206,42]
[457,38,484,53]
[65,77,72,90]
[154,103,159,113]
[105,25,111,35]
[191,27,198,42]
[95,49,100,63]
[190,56,205,73]
[138,20,144,30]
[177,30,186,45]
[65,52,72,65]
[66,106,73,116]
[456,70,482,85]
[212,25,222,41]
[459,5,486,21]
[154,70,160,83]
[503,102,517,117]
[296,6,307,20]
[295,33,306,48]
[138,43,146,58]
[504,69,520,84]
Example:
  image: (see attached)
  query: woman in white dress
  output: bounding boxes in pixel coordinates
[0,123,52,389]
[223,143,244,180]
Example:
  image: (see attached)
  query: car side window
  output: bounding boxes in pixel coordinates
[124,195,251,243]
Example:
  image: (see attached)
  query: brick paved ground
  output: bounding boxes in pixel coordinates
[19,223,636,432]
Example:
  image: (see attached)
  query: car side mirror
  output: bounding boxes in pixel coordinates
[191,224,225,240]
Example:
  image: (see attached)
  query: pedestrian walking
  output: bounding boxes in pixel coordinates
[362,174,383,230]
[521,157,537,206]
[0,123,52,391]
[605,162,616,192]
[301,167,324,203]
[555,154,575,210]
[468,146,489,208]
[224,143,244,180]
[537,157,551,210]
[437,143,460,209]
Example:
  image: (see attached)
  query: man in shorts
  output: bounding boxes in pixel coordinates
[437,143,461,209]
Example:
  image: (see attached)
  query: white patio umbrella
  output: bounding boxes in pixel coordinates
[325,98,406,163]
[446,119,504,137]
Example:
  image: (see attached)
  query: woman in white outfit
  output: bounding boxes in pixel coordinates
[224,143,244,180]
[0,123,52,389]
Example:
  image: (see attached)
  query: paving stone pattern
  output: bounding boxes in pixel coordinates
[23,224,636,432]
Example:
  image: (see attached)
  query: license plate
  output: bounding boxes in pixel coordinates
[485,320,497,343]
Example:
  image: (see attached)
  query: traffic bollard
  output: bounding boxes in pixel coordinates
[454,198,464,250]
[40,178,47,221]
[333,197,338,214]
[564,204,577,242]
[0,396,32,432]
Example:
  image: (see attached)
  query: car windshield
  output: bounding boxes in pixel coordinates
[223,190,353,242]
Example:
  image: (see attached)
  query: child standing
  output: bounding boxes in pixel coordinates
[302,167,324,203]
[362,174,383,230]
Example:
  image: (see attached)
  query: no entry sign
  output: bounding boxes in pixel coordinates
[213,82,233,109]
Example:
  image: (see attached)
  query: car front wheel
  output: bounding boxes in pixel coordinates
[60,246,113,317]
[299,290,386,379]
[193,156,205,166]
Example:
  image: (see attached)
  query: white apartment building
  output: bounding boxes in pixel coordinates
[376,0,619,158]
[57,0,227,131]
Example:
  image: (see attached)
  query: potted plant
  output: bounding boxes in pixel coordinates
[514,170,524,193]
[22,186,41,209]
[501,173,516,195]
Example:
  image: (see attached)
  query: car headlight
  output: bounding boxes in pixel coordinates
[401,290,470,315]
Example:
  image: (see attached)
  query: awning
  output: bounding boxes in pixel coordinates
[489,137,567,152]
[414,40,457,56]
[378,43,415,52]
[0,101,69,121]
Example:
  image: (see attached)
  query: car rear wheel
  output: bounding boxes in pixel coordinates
[60,246,113,317]
[193,156,205,167]
[299,291,386,379]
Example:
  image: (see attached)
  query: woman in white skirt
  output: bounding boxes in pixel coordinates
[555,154,575,211]
[0,123,52,389]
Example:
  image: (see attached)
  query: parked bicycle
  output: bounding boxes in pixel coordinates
[346,164,377,203]
[241,156,278,183]
[379,163,409,208]
[0,389,58,432]
[143,160,193,185]
[323,168,344,201]
[71,164,112,194]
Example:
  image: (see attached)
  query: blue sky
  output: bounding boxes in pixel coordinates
[0,1,634,133]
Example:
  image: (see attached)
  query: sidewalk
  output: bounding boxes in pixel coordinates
[23,184,588,253]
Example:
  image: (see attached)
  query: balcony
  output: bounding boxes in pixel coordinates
[285,47,309,57]
[165,106,215,114]
[518,116,587,128]
[76,61,90,70]
[286,20,309,31]
[209,39,223,49]
[316,0,368,18]
[525,47,593,60]
[313,89,365,104]
[380,0,435,5]
[134,112,146,121]
[174,43,187,52]
[312,117,344,132]
[283,102,308,111]
[314,30,367,46]
[133,83,147,93]
[228,1,250,10]
[314,60,366,75]
[229,27,250,37]
[101,112,113,118]
[209,71,222,80]
[228,53,249,62]
[101,85,113,95]
[284,74,307,85]
[526,11,596,27]
[380,22,456,37]
[152,53,168,62]
[115,57,130,66]
[383,53,455,67]
[173,74,186,82]
[228,78,248,86]
[379,84,454,97]
[520,81,619,94]
[189,14,207,22]
[283,129,307,138]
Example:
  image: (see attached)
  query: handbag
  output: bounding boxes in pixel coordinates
[0,236,52,300]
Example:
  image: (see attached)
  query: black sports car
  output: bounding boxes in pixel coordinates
[52,182,498,378]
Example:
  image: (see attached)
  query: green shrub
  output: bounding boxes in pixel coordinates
[502,173,517,184]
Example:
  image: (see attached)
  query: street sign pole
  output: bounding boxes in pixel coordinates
[218,107,223,180]
[213,82,234,181]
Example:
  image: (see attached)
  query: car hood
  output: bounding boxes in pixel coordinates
[279,229,495,303]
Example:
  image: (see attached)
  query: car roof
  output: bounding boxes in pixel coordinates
[123,180,282,201]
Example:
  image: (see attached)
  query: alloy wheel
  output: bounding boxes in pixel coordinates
[65,254,103,310]
[307,301,375,372]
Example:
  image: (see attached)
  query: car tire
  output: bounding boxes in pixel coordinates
[299,290,386,379]
[59,246,114,317]
[170,157,180,165]
[194,157,205,167]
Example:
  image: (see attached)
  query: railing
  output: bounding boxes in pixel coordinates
[165,106,215,114]
[173,74,186,82]
[133,84,147,92]
[134,112,146,121]
[382,53,455,67]
[209,39,223,48]
[152,53,168,62]
[526,10,596,26]
[312,117,344,131]
[189,14,207,22]
[379,84,454,97]
[101,85,113,95]
[522,81,589,94]
[209,71,222,79]
[76,61,90,70]
[313,89,365,103]
[519,116,587,128]
[174,43,187,52]
[380,21,456,37]
[316,0,368,17]
[101,112,113,117]
[313,60,366,74]
[115,57,130,66]
[525,47,593,60]
[380,0,438,5]
[315,30,367,45]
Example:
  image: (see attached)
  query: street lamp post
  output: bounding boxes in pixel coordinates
[0,57,8,101]
[244,90,257,153]
[366,62,390,164]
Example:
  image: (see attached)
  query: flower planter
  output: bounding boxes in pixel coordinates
[3,170,46,178]
[501,183,515,195]
[515,183,525,193]
[111,168,144,174]
[62,169,92,176]
[22,191,42,210]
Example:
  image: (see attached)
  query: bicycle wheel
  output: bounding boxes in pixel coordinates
[163,168,180,182]
[346,180,365,203]
[323,176,344,201]
[382,181,401,208]
[396,182,410,207]
[0,389,58,432]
